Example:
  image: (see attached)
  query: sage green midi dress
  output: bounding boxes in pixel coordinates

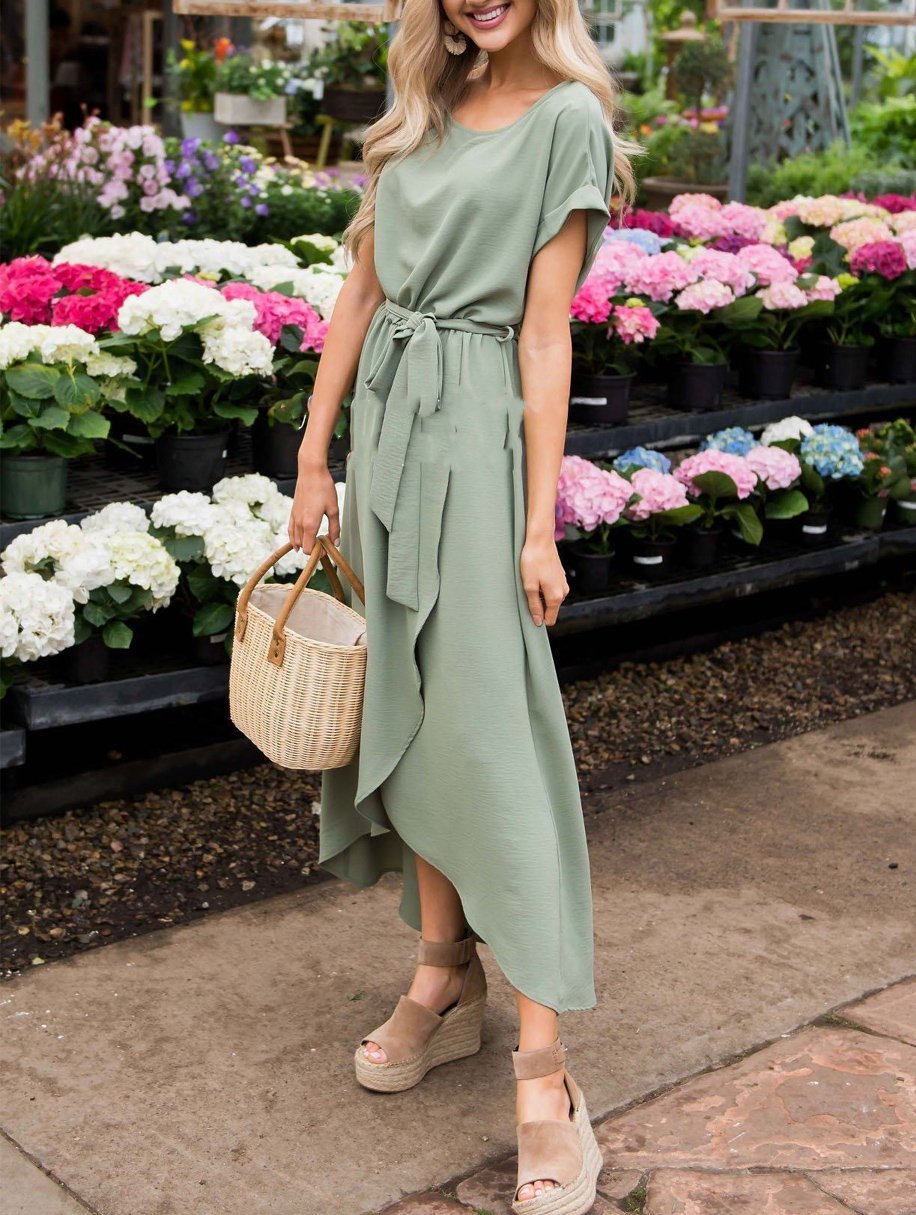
[319,80,614,1013]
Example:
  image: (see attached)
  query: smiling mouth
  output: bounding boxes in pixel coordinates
[465,3,511,29]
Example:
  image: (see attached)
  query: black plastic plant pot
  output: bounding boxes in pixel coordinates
[798,508,831,546]
[738,348,798,401]
[668,362,727,412]
[850,494,888,532]
[192,632,230,666]
[0,453,68,520]
[679,525,723,569]
[155,431,230,493]
[569,540,614,595]
[62,636,112,685]
[569,373,635,425]
[251,413,302,480]
[630,536,676,580]
[893,497,916,527]
[105,413,157,470]
[882,336,916,385]
[817,344,869,391]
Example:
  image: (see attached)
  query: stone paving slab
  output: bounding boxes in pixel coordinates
[596,1025,916,1172]
[843,978,916,1047]
[1,704,914,1215]
[642,1170,853,1215]
[0,1135,93,1215]
[812,1169,916,1215]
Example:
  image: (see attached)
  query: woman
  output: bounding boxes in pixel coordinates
[288,1,634,1209]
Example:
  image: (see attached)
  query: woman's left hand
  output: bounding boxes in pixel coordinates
[520,536,569,627]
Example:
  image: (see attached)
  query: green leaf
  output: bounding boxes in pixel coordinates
[165,372,206,397]
[102,620,133,649]
[691,470,739,500]
[8,391,41,419]
[165,535,206,563]
[192,601,235,638]
[106,581,134,605]
[73,614,93,645]
[124,385,165,423]
[213,401,258,425]
[40,431,94,458]
[718,296,763,325]
[765,488,808,520]
[54,372,100,409]
[6,364,60,399]
[656,503,704,526]
[724,502,764,546]
[68,411,109,439]
[83,601,112,627]
[29,405,71,431]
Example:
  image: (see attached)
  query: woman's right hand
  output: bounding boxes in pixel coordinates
[288,458,341,551]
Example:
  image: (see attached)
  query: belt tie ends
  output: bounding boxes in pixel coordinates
[365,299,517,610]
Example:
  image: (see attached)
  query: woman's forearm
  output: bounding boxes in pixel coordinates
[297,264,384,470]
[518,330,571,542]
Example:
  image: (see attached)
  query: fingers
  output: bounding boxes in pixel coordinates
[524,582,544,627]
[525,580,569,627]
[325,498,340,547]
[543,579,568,627]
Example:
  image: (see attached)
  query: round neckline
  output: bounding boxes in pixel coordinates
[447,79,574,136]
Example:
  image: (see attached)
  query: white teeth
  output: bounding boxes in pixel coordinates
[471,4,508,22]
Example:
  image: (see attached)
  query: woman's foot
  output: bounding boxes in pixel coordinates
[361,956,471,1064]
[514,1068,573,1201]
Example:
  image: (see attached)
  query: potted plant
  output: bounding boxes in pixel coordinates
[673,449,761,567]
[622,466,702,578]
[744,444,808,537]
[169,39,222,143]
[312,22,389,126]
[813,272,875,390]
[642,38,733,209]
[107,280,274,491]
[858,420,916,526]
[848,238,916,384]
[569,291,660,424]
[555,455,633,593]
[0,324,128,519]
[0,571,75,698]
[737,276,839,400]
[214,51,292,128]
[795,423,865,543]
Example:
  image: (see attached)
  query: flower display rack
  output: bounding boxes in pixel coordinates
[0,727,26,771]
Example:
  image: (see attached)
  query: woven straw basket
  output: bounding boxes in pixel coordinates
[229,536,367,771]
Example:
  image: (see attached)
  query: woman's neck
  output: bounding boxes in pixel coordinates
[480,31,558,93]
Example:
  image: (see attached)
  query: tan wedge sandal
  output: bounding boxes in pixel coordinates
[354,935,487,1093]
[511,1040,603,1215]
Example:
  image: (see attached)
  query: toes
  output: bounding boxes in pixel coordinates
[362,1040,387,1063]
[517,1184,535,1202]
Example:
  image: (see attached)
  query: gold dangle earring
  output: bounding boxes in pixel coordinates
[443,19,468,55]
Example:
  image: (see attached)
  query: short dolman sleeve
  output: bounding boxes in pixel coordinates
[532,89,616,290]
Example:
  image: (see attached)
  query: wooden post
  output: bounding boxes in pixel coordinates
[25,0,50,126]
[727,20,757,203]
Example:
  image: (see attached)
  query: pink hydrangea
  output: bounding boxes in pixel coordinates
[52,279,148,334]
[804,275,842,302]
[718,202,768,242]
[610,303,659,344]
[0,256,61,324]
[674,280,735,313]
[621,208,675,238]
[874,194,916,214]
[669,193,723,215]
[685,248,755,296]
[675,450,757,500]
[670,200,724,242]
[625,468,690,521]
[555,456,633,534]
[220,282,328,352]
[735,243,799,286]
[899,231,916,270]
[758,281,809,310]
[570,277,613,324]
[849,240,908,281]
[627,251,698,302]
[830,216,894,252]
[745,445,801,490]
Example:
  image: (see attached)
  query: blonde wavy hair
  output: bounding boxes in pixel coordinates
[344,0,640,255]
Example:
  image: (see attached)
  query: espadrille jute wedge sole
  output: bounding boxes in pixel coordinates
[354,935,487,1094]
[511,1041,603,1215]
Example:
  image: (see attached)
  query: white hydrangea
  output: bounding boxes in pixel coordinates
[107,532,180,610]
[244,264,345,319]
[117,280,246,341]
[155,239,297,281]
[0,571,76,662]
[81,501,151,536]
[1,520,113,605]
[202,508,275,587]
[35,326,99,365]
[0,323,41,370]
[293,233,339,254]
[200,320,274,377]
[213,473,282,512]
[54,233,162,282]
[761,416,815,446]
[150,491,219,537]
[86,352,137,378]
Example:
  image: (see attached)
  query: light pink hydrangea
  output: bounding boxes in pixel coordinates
[685,249,755,296]
[674,280,735,313]
[555,456,633,534]
[758,281,809,310]
[804,275,842,302]
[892,211,916,236]
[669,193,723,215]
[610,303,659,344]
[735,243,799,286]
[899,231,916,270]
[675,450,757,500]
[745,444,802,490]
[718,202,768,242]
[670,200,724,241]
[830,216,894,252]
[626,251,698,302]
[625,468,690,521]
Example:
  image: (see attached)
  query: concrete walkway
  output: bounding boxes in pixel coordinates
[1,702,913,1215]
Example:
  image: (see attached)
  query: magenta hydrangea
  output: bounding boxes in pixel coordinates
[674,450,757,500]
[220,282,328,352]
[555,456,633,534]
[745,445,802,491]
[849,240,908,281]
[625,468,690,521]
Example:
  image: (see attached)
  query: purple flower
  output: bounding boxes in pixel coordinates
[203,152,220,172]
[239,156,256,174]
[185,179,203,198]
[255,203,269,217]
[164,158,175,173]
[240,197,251,208]
[176,161,193,179]
[223,129,240,145]
[180,137,200,157]
[182,211,197,226]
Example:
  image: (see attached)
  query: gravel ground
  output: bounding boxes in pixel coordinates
[2,590,914,977]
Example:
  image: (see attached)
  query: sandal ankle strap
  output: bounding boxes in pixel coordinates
[512,1038,568,1080]
[417,935,475,967]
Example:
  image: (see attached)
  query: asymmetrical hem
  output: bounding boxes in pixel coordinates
[318,80,615,1014]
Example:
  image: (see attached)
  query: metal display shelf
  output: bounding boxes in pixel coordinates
[0,727,26,770]
[565,381,915,460]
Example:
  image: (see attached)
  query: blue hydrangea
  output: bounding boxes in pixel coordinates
[800,424,865,479]
[700,427,757,456]
[612,447,671,474]
[603,227,668,255]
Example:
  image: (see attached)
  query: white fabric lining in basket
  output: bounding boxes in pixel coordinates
[253,583,367,647]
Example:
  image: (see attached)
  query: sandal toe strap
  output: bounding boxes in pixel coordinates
[362,996,442,1064]
[515,1120,581,1194]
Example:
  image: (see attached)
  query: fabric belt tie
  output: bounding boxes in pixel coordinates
[365,299,517,610]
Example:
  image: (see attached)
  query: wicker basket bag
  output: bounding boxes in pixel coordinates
[229,536,367,771]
